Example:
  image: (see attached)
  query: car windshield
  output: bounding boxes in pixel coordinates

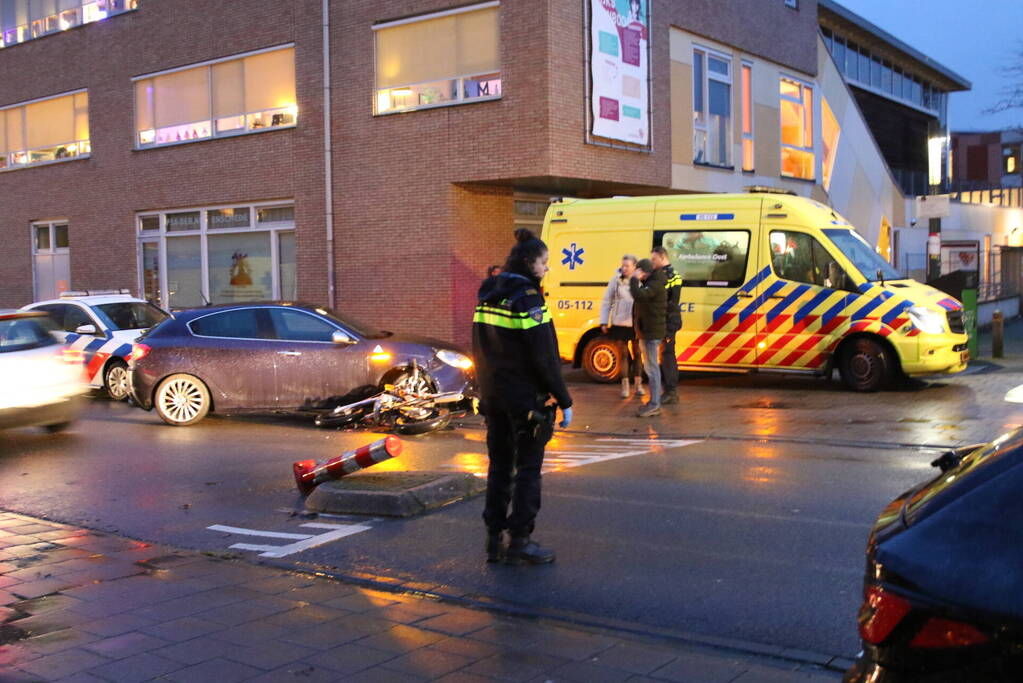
[0,317,58,353]
[312,307,390,339]
[822,229,902,282]
[93,302,170,331]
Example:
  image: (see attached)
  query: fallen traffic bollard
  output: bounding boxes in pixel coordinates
[293,436,404,494]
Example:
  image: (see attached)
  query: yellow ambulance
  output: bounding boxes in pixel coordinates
[541,191,969,391]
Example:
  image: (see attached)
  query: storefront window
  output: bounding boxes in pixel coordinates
[138,202,296,310]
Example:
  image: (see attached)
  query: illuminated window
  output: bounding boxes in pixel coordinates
[134,46,296,148]
[821,96,840,191]
[1004,145,1020,175]
[0,0,136,49]
[779,77,814,180]
[693,47,732,167]
[741,62,753,172]
[374,2,501,114]
[0,91,90,171]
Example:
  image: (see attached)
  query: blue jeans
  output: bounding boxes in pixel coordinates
[641,339,662,407]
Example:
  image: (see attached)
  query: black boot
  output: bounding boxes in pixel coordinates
[486,531,505,563]
[505,536,555,565]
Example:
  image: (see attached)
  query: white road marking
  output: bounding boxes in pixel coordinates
[206,522,372,558]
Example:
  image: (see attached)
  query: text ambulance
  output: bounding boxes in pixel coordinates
[542,192,968,391]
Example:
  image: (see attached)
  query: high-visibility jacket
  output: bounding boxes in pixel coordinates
[472,272,573,415]
[663,264,682,334]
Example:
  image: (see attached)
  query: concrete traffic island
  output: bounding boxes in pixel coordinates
[304,470,486,517]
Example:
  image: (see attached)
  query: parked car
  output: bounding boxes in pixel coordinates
[0,310,87,432]
[845,429,1023,682]
[22,290,170,400]
[128,302,475,426]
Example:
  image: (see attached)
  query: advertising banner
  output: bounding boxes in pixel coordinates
[590,0,649,146]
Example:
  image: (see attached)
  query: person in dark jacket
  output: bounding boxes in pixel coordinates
[472,229,573,565]
[651,246,681,404]
[629,258,667,417]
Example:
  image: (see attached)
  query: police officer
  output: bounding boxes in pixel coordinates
[472,229,573,565]
[651,246,681,404]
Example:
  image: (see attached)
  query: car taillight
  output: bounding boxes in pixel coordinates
[61,347,84,364]
[909,617,989,648]
[131,343,151,363]
[858,585,912,645]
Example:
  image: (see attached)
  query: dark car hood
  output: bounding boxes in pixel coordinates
[874,436,1023,621]
[383,333,468,355]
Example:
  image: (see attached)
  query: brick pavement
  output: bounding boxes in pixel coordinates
[0,512,841,682]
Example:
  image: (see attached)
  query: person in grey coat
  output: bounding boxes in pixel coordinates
[599,255,644,398]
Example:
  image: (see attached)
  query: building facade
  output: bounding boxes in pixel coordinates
[2,0,1010,345]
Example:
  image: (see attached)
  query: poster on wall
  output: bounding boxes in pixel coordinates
[590,0,649,146]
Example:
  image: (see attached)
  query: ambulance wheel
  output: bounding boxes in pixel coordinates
[839,338,892,392]
[154,374,211,426]
[104,360,130,401]
[582,336,623,383]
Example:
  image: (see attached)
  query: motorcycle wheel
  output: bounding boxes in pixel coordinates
[314,404,373,429]
[394,409,451,435]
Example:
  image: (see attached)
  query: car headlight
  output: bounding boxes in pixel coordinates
[907,306,946,335]
[437,349,473,370]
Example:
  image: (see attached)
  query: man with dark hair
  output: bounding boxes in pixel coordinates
[651,246,681,404]
[629,258,667,417]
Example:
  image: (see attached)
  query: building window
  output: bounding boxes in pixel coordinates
[134,46,296,148]
[137,202,296,310]
[784,0,798,8]
[1004,145,1021,175]
[821,96,840,191]
[32,221,71,300]
[693,47,732,167]
[374,2,501,115]
[0,0,136,49]
[1,91,90,170]
[779,77,814,180]
[741,62,753,172]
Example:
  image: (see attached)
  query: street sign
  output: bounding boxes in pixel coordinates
[915,194,950,220]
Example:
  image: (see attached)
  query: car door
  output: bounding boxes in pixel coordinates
[755,228,858,370]
[266,307,371,409]
[186,308,279,410]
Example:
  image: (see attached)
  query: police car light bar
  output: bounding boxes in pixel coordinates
[59,289,133,298]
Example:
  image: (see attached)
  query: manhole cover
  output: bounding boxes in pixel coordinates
[327,472,452,492]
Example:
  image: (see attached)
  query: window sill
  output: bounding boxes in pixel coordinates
[693,161,735,172]
[0,154,90,173]
[780,173,817,184]
[134,124,296,151]
[374,95,501,116]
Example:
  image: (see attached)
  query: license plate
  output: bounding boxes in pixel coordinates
[960,350,970,364]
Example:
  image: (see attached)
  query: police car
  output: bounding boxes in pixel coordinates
[22,290,170,400]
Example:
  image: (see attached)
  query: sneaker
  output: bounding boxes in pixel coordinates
[635,379,647,396]
[620,377,631,398]
[505,537,555,565]
[661,392,678,405]
[636,403,661,417]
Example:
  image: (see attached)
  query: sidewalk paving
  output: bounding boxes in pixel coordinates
[0,511,841,682]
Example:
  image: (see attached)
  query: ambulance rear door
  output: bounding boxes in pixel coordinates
[653,197,764,369]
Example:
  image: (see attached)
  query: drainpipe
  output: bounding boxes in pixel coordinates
[322,0,336,306]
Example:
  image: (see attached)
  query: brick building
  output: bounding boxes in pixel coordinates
[0,0,910,346]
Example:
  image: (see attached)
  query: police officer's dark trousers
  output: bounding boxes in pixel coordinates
[660,333,679,393]
[483,407,550,537]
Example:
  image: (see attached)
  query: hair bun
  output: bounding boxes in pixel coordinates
[514,228,536,243]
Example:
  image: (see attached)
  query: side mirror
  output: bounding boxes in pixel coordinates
[75,324,97,335]
[331,330,355,345]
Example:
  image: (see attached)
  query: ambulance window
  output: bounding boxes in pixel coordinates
[654,230,750,287]
[769,231,850,289]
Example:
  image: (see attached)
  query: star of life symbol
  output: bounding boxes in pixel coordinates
[562,242,585,270]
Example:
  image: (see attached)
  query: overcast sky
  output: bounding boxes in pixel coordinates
[836,0,1023,132]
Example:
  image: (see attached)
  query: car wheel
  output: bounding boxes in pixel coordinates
[582,336,623,383]
[839,338,892,392]
[155,374,211,426]
[42,421,72,433]
[104,360,130,401]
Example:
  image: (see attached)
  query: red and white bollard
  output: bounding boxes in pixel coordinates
[293,436,404,494]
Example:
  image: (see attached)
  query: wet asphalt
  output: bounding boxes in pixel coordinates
[2,362,1022,660]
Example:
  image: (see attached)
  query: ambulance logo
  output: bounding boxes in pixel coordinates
[562,243,585,270]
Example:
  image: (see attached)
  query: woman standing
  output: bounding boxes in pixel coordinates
[600,255,645,398]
